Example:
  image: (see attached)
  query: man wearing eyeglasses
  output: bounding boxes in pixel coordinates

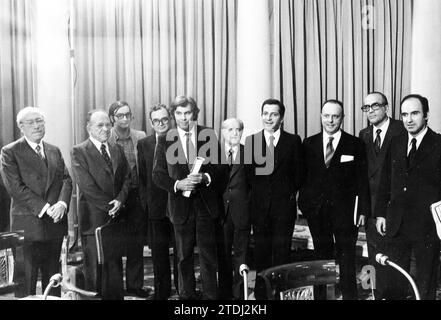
[358,92,405,299]
[137,104,179,300]
[0,107,72,297]
[107,101,149,298]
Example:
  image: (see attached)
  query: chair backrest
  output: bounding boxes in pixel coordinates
[254,260,337,300]
[95,221,126,265]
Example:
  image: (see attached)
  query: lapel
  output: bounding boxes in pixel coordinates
[408,128,436,172]
[229,145,244,180]
[108,142,119,175]
[43,142,57,193]
[20,138,48,176]
[313,133,326,170]
[329,131,346,168]
[86,139,113,176]
[173,128,190,174]
[274,130,289,170]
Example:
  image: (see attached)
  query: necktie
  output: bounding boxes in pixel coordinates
[35,145,44,160]
[100,143,113,170]
[325,136,334,168]
[407,138,417,169]
[374,129,382,155]
[228,148,234,168]
[268,135,275,153]
[185,132,196,168]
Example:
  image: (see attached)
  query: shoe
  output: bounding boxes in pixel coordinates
[126,287,153,298]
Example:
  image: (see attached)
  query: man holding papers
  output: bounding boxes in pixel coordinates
[299,100,369,300]
[375,94,441,300]
[153,96,221,300]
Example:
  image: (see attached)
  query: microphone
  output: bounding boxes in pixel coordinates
[239,264,249,276]
[375,253,389,266]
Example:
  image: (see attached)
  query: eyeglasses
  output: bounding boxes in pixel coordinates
[21,118,45,126]
[114,112,132,120]
[361,103,385,112]
[152,117,169,126]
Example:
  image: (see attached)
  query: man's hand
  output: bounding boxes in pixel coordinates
[357,215,366,227]
[108,200,122,218]
[176,178,198,192]
[376,217,386,236]
[47,203,66,223]
[187,173,207,185]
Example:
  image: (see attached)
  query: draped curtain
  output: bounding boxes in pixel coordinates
[270,0,412,138]
[0,0,35,147]
[73,0,236,142]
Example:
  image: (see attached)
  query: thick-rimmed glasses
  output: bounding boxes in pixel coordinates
[361,103,385,112]
[114,112,132,120]
[152,117,169,126]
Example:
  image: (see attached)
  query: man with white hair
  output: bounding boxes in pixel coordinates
[0,106,72,297]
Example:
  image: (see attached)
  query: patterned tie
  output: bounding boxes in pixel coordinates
[185,132,196,168]
[228,148,234,168]
[35,145,44,160]
[407,138,417,169]
[325,136,335,168]
[374,129,382,155]
[100,143,113,170]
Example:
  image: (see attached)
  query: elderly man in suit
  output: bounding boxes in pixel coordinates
[358,92,405,298]
[137,104,178,300]
[245,99,303,274]
[375,94,441,300]
[0,107,72,297]
[298,100,370,300]
[108,101,149,298]
[71,109,130,299]
[153,96,221,300]
[217,118,251,300]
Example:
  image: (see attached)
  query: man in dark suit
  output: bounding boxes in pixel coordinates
[0,107,72,297]
[358,92,405,297]
[71,109,130,299]
[375,94,441,300]
[138,104,178,300]
[217,118,250,300]
[153,96,221,300]
[108,101,149,298]
[245,99,303,274]
[298,100,370,300]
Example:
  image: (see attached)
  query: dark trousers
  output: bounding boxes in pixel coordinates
[307,209,358,300]
[81,235,124,300]
[217,213,250,300]
[17,239,63,297]
[253,214,295,273]
[124,189,147,291]
[149,217,179,299]
[173,196,218,300]
[365,217,388,298]
[383,232,440,300]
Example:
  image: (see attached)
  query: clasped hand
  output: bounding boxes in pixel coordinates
[47,203,66,223]
[176,173,206,192]
[108,199,122,219]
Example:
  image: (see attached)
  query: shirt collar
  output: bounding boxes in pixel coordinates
[89,136,109,151]
[177,125,197,140]
[24,137,44,151]
[263,128,281,144]
[323,129,341,142]
[225,143,239,153]
[408,126,428,148]
[111,127,132,141]
[373,117,390,133]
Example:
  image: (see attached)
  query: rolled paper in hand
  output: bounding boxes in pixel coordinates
[183,157,205,198]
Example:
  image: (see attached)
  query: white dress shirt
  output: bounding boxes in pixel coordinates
[225,143,239,162]
[264,129,281,147]
[322,130,342,162]
[407,126,428,155]
[372,117,390,148]
[89,136,111,158]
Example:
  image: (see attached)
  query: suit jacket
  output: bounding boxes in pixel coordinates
[152,125,222,225]
[71,139,130,235]
[375,128,441,239]
[359,118,405,216]
[244,130,303,227]
[137,134,168,220]
[298,131,370,229]
[218,144,250,229]
[109,128,147,171]
[0,137,72,241]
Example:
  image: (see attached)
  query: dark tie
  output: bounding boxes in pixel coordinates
[185,132,196,168]
[407,138,417,169]
[374,129,382,155]
[325,136,334,168]
[100,143,113,170]
[35,145,44,160]
[228,148,234,168]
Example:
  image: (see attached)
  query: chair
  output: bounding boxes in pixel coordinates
[254,260,338,300]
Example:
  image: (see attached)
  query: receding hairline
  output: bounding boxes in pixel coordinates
[87,109,109,125]
[365,92,388,105]
[16,107,45,126]
[221,118,244,130]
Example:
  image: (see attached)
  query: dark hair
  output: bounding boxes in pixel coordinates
[368,92,389,106]
[86,109,108,125]
[149,103,170,120]
[401,94,429,117]
[322,99,344,115]
[261,99,285,118]
[169,96,199,121]
[108,101,131,124]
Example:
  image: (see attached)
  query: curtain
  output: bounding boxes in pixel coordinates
[270,0,412,138]
[0,0,35,147]
[73,0,236,142]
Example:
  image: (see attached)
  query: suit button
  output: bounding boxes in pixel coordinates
[229,188,232,192]
[226,200,230,204]
[403,187,407,192]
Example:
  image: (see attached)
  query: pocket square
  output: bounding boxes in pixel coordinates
[340,155,354,163]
